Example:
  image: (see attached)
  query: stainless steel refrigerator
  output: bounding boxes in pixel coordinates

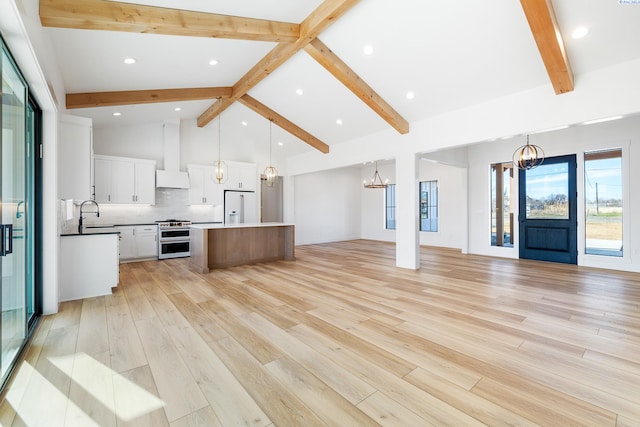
[224,190,257,224]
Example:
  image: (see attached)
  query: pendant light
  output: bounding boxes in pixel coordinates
[512,134,544,170]
[213,104,228,184]
[263,119,278,187]
[363,161,388,189]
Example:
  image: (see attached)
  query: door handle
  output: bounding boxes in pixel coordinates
[16,201,24,219]
[0,224,13,256]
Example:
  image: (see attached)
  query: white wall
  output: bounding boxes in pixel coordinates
[294,167,361,245]
[93,124,164,166]
[418,160,467,250]
[93,119,268,169]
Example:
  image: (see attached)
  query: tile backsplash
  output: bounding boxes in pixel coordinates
[61,188,223,233]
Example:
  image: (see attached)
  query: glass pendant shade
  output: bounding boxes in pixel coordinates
[364,161,388,189]
[213,159,227,184]
[263,119,278,187]
[513,134,544,170]
[264,166,278,187]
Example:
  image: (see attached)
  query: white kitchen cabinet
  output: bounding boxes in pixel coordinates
[115,225,158,261]
[225,161,256,191]
[187,164,222,205]
[116,226,136,259]
[59,234,119,301]
[94,155,156,204]
[135,225,158,258]
[58,114,93,201]
[134,162,156,204]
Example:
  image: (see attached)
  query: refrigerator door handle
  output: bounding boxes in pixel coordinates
[240,194,245,223]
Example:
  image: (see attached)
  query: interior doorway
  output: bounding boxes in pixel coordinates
[260,175,283,222]
[518,154,577,264]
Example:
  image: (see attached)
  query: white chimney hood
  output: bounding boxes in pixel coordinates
[156,169,190,188]
[156,121,190,188]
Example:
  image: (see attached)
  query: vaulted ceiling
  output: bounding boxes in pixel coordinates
[39,0,640,158]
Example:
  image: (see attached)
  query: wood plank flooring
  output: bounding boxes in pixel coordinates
[2,240,640,426]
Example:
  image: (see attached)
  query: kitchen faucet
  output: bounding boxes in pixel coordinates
[78,200,100,233]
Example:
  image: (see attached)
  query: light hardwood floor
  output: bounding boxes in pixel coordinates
[2,240,640,426]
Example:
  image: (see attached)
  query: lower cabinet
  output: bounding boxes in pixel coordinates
[117,227,136,259]
[59,234,119,301]
[136,226,158,258]
[116,225,158,261]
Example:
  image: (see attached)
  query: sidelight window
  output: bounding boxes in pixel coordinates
[491,163,513,247]
[584,149,622,257]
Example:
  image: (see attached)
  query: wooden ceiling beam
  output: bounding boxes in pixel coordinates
[66,87,233,109]
[520,0,574,94]
[39,0,300,42]
[304,38,409,134]
[238,94,330,154]
[197,0,362,129]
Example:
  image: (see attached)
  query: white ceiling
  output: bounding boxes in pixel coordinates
[44,0,640,158]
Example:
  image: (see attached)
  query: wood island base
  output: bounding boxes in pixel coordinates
[190,223,295,273]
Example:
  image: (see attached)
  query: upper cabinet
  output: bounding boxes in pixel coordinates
[94,155,156,204]
[225,161,257,191]
[187,164,222,205]
[58,114,93,201]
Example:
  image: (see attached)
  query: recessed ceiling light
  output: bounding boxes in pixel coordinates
[296,88,303,96]
[336,119,343,125]
[277,141,284,147]
[241,121,248,126]
[571,26,589,39]
[174,107,181,112]
[123,57,136,65]
[363,45,374,55]
[406,91,415,100]
[113,112,121,116]
[209,59,219,66]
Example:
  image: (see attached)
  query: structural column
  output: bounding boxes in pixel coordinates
[395,151,420,269]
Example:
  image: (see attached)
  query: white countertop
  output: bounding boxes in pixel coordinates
[190,222,294,229]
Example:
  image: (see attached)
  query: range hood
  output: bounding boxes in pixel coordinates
[156,121,190,188]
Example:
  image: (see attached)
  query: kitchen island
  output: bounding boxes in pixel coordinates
[190,223,295,273]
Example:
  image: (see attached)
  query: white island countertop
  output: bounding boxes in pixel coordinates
[190,222,295,229]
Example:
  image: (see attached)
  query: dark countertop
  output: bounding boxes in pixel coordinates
[60,222,223,236]
[113,223,158,227]
[61,227,120,237]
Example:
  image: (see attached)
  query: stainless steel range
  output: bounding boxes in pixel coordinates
[157,219,191,259]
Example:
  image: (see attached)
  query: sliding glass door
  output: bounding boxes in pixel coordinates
[1,37,36,385]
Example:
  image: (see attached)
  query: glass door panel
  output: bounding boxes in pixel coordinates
[525,162,569,219]
[1,46,28,381]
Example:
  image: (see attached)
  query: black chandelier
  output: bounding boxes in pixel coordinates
[363,161,388,189]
